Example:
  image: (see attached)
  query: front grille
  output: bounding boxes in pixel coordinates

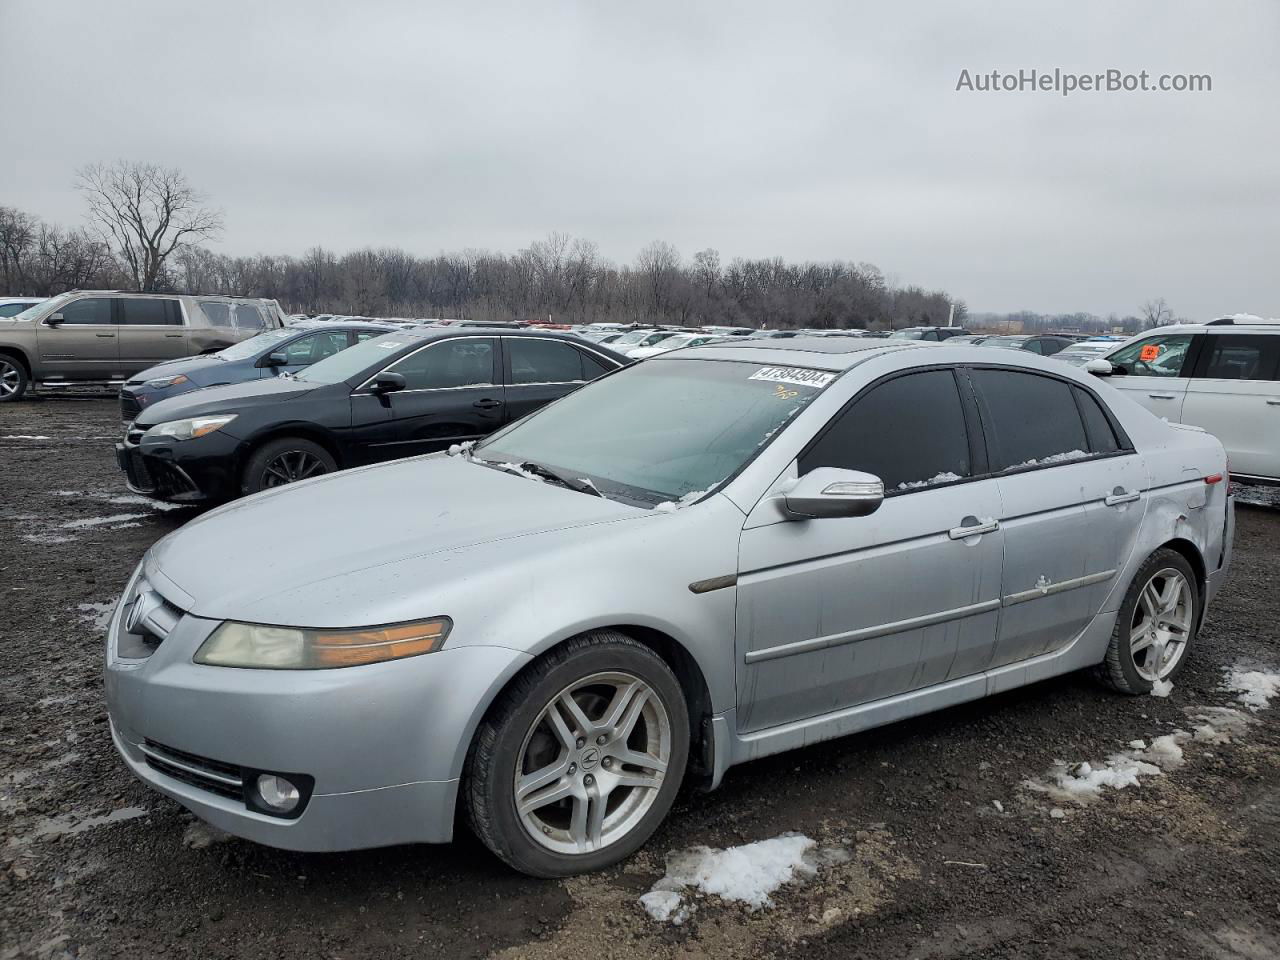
[141,740,245,801]
[120,394,141,421]
[115,581,184,658]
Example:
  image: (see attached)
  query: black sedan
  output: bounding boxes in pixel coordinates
[118,320,398,421]
[116,328,627,503]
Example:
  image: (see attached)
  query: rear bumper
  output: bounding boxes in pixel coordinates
[1206,494,1235,610]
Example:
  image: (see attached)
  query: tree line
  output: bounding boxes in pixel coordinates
[2,162,964,330]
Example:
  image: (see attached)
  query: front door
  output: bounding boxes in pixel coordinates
[378,336,504,458]
[36,296,120,380]
[1102,332,1201,421]
[116,298,188,371]
[735,368,1005,733]
[1180,333,1280,480]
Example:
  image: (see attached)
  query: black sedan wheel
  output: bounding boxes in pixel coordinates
[242,437,337,495]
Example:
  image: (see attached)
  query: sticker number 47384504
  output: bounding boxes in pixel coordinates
[749,366,835,389]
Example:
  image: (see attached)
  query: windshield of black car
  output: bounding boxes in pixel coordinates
[293,332,419,384]
[475,358,833,506]
[216,327,298,361]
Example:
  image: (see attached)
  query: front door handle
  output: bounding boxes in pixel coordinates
[1104,489,1141,507]
[948,517,999,540]
[1147,393,1177,400]
[473,398,501,409]
[164,333,183,338]
[95,333,116,338]
[1267,399,1280,406]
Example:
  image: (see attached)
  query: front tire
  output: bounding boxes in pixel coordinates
[240,437,337,495]
[465,631,690,877]
[1096,548,1200,694]
[0,355,29,402]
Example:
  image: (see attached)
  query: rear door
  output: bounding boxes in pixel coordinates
[502,336,599,423]
[116,298,187,370]
[1103,332,1201,421]
[376,336,503,458]
[35,296,120,379]
[1180,333,1280,480]
[967,367,1147,666]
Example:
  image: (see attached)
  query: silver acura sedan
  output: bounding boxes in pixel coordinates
[105,337,1233,876]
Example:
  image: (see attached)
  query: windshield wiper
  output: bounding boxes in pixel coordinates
[476,458,603,497]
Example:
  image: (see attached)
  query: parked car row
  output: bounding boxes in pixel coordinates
[104,333,1233,877]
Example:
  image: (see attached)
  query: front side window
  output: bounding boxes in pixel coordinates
[216,327,295,361]
[970,369,1090,470]
[57,297,114,325]
[388,337,496,390]
[284,331,349,364]
[1194,335,1280,381]
[119,298,181,325]
[800,369,971,491]
[508,338,584,384]
[1107,334,1194,378]
[477,358,831,505]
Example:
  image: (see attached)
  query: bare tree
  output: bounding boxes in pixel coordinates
[77,161,223,292]
[1141,297,1172,329]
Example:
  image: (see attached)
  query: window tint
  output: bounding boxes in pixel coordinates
[1022,339,1044,354]
[580,349,615,379]
[1107,334,1194,378]
[970,369,1090,470]
[389,337,495,390]
[0,302,35,317]
[1074,387,1122,454]
[232,303,265,331]
[284,332,349,365]
[1195,335,1280,381]
[353,330,383,343]
[800,369,971,491]
[508,338,584,384]
[119,298,181,325]
[199,301,265,331]
[199,302,232,328]
[57,297,113,324]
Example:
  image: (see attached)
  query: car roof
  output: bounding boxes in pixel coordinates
[289,319,396,332]
[371,325,628,358]
[669,335,933,371]
[1136,321,1280,337]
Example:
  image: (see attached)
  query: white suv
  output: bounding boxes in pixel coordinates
[1090,318,1280,484]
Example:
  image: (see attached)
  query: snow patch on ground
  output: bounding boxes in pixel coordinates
[77,600,118,633]
[183,820,233,850]
[1151,679,1174,698]
[2,435,51,440]
[21,533,77,544]
[639,833,848,922]
[59,513,149,530]
[32,806,148,840]
[1224,667,1280,711]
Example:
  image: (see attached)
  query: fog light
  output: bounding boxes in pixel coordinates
[256,774,301,813]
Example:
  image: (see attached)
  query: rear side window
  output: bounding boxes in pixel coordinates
[1194,335,1280,381]
[1073,387,1122,454]
[199,301,265,331]
[508,338,585,384]
[119,298,181,325]
[800,369,971,491]
[970,369,1090,470]
[57,297,114,324]
[580,350,616,379]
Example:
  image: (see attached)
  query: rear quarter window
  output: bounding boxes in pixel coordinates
[969,368,1092,470]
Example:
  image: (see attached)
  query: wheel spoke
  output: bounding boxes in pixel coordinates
[557,692,594,738]
[265,464,291,483]
[612,747,667,775]
[616,687,651,741]
[1140,583,1160,620]
[544,702,578,751]
[1157,577,1182,616]
[299,457,324,478]
[612,770,663,791]
[568,792,590,848]
[585,785,606,849]
[599,680,643,732]
[517,777,574,816]
[516,757,569,803]
[1130,623,1152,651]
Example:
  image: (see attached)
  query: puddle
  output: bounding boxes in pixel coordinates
[32,806,149,839]
[77,600,118,632]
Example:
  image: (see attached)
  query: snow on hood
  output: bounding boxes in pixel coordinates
[148,455,642,624]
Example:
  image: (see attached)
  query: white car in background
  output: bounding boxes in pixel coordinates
[1088,317,1280,485]
[626,332,723,359]
[1054,341,1116,367]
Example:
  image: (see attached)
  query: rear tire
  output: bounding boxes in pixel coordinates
[0,354,29,402]
[240,437,337,495]
[465,631,689,877]
[1095,548,1200,694]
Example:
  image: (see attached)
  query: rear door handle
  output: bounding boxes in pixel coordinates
[1147,393,1177,400]
[164,333,183,338]
[95,333,116,338]
[473,398,501,409]
[1267,399,1280,406]
[1104,490,1141,507]
[948,518,999,540]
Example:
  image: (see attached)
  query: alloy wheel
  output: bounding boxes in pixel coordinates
[514,671,671,855]
[1129,567,1194,681]
[0,360,20,398]
[262,450,329,487]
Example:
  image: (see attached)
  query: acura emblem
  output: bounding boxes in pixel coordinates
[126,590,160,635]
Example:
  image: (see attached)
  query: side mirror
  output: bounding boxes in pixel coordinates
[783,468,884,520]
[1085,358,1114,376]
[371,371,407,394]
[45,313,65,327]
[260,351,290,368]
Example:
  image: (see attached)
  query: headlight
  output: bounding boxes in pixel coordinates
[145,374,189,389]
[142,413,237,441]
[193,617,452,669]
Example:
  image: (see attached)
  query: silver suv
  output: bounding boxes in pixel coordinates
[0,291,285,402]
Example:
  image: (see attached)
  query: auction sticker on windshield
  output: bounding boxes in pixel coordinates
[749,366,836,388]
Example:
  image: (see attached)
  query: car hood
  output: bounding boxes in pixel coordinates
[147,454,645,624]
[134,375,317,427]
[128,355,229,387]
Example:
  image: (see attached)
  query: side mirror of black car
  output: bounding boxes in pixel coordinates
[371,372,407,394]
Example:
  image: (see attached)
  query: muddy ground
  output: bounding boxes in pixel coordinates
[2,397,1279,960]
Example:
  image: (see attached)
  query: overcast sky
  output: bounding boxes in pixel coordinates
[3,0,1276,317]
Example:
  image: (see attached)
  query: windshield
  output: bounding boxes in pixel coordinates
[475,358,833,506]
[217,327,298,361]
[13,293,70,322]
[890,330,924,339]
[610,330,656,347]
[294,331,419,384]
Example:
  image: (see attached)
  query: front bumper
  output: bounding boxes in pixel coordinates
[115,427,244,503]
[104,565,531,850]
